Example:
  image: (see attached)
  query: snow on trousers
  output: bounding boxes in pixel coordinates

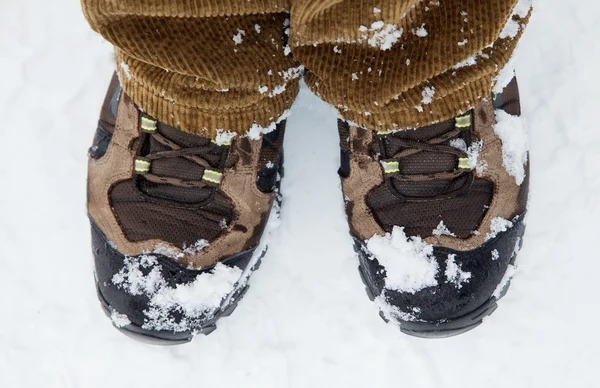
[82,0,531,137]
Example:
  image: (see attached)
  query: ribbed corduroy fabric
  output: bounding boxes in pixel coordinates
[82,0,531,137]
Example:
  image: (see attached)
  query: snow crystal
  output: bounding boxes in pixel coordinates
[233,29,245,45]
[494,110,529,185]
[152,244,183,260]
[373,7,382,14]
[360,22,403,51]
[279,65,305,81]
[268,84,287,97]
[422,86,435,105]
[500,0,532,39]
[453,54,478,69]
[476,160,489,175]
[411,87,435,113]
[449,138,466,151]
[493,59,516,94]
[501,20,522,40]
[493,264,517,298]
[491,249,500,261]
[333,46,342,54]
[112,255,163,296]
[254,24,261,34]
[352,73,359,81]
[375,293,418,323]
[467,141,484,170]
[110,309,131,328]
[433,221,456,237]
[366,227,439,294]
[414,25,428,37]
[259,84,287,98]
[283,20,292,56]
[219,218,228,230]
[246,109,291,140]
[458,39,468,46]
[183,239,209,255]
[119,62,132,80]
[453,50,490,69]
[214,130,237,146]
[512,237,522,259]
[486,217,514,241]
[266,161,275,169]
[192,110,288,143]
[445,255,472,289]
[450,138,484,171]
[512,0,534,18]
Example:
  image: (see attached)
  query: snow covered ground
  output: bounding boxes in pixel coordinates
[1,1,599,387]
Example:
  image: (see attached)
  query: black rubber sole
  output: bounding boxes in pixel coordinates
[96,254,265,345]
[356,250,517,339]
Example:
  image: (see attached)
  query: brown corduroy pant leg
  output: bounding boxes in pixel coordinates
[82,0,530,137]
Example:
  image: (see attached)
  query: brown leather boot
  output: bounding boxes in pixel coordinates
[88,74,285,344]
[339,78,529,338]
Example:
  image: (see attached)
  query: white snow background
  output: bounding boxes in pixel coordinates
[0,1,599,387]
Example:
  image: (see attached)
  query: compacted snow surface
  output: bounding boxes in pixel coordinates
[1,1,599,387]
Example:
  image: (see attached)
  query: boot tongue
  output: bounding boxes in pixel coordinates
[138,123,225,203]
[386,118,458,175]
[385,117,469,198]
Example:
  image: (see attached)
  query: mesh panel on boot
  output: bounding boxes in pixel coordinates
[367,178,494,239]
[257,122,286,193]
[111,179,232,247]
[258,121,285,166]
[391,175,471,198]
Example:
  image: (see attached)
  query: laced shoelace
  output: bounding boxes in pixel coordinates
[378,112,475,195]
[133,115,227,188]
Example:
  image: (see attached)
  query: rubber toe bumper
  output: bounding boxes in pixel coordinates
[355,216,526,338]
[91,221,259,344]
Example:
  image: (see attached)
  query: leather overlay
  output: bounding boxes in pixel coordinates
[424,99,523,250]
[186,137,274,268]
[88,93,151,255]
[342,126,385,240]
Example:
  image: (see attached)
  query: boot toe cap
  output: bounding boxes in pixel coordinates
[357,216,526,329]
[92,221,256,340]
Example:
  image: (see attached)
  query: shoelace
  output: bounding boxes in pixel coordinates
[378,112,475,195]
[133,115,227,188]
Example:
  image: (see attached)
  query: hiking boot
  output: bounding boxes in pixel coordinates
[88,74,285,344]
[339,78,529,338]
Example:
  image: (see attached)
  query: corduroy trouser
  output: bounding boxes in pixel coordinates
[82,0,530,137]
